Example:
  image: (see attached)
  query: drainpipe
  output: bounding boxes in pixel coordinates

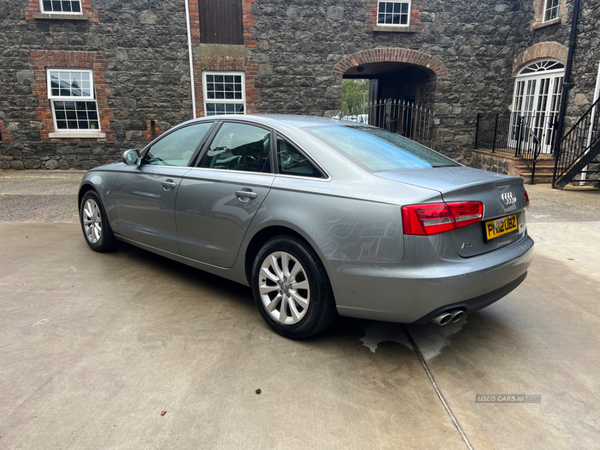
[184,0,197,118]
[552,0,581,164]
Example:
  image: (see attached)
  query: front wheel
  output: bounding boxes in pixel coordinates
[79,190,118,252]
[251,236,337,339]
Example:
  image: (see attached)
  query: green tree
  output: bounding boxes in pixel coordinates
[341,79,369,114]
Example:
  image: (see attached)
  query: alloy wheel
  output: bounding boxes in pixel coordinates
[258,251,311,325]
[82,199,102,244]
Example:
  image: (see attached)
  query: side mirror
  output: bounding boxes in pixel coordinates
[122,149,141,166]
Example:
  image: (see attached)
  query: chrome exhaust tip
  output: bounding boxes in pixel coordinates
[451,310,465,323]
[431,312,453,326]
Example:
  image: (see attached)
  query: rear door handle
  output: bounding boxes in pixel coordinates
[161,179,177,189]
[235,190,258,199]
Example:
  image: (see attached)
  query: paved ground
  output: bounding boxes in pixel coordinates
[1,170,599,449]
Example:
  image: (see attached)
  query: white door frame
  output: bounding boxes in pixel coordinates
[510,59,565,154]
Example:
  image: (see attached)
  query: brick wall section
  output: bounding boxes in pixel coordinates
[332,48,448,78]
[531,0,568,30]
[242,0,257,48]
[191,0,259,117]
[0,120,11,143]
[143,120,162,142]
[365,0,424,33]
[29,50,115,142]
[188,0,200,44]
[193,56,259,117]
[513,41,569,75]
[25,0,99,22]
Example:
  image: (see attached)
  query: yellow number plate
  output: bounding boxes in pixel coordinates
[484,214,518,241]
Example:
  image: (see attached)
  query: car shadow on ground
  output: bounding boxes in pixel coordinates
[103,241,520,356]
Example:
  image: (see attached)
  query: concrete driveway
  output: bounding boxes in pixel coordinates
[1,170,599,449]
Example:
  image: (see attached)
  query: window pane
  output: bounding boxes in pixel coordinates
[52,100,99,131]
[200,122,271,173]
[377,1,410,25]
[277,137,322,178]
[49,70,93,98]
[143,122,214,167]
[43,0,82,13]
[308,125,458,171]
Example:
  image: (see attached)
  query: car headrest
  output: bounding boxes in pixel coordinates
[231,140,264,156]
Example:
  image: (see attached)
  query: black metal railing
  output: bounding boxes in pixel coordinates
[335,100,434,147]
[514,115,542,182]
[474,111,558,156]
[553,97,600,188]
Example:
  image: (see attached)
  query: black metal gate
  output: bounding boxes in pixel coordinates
[336,99,435,147]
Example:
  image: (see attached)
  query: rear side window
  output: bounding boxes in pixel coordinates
[307,125,458,172]
[143,122,213,167]
[277,137,323,178]
[199,122,272,173]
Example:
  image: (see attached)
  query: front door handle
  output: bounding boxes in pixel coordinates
[161,179,177,189]
[235,190,258,199]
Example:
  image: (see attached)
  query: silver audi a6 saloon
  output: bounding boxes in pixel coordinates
[79,115,534,338]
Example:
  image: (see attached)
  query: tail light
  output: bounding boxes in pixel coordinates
[523,190,530,208]
[402,201,484,236]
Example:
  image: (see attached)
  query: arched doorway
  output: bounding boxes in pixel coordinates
[511,59,565,154]
[343,63,435,144]
[344,62,434,108]
[333,49,447,146]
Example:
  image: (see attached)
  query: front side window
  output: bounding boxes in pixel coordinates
[377,1,411,26]
[203,72,245,116]
[47,69,99,132]
[41,0,82,14]
[308,125,458,172]
[544,0,560,22]
[200,122,271,173]
[143,122,213,167]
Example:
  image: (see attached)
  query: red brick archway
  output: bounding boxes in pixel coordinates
[332,48,448,78]
[513,42,568,76]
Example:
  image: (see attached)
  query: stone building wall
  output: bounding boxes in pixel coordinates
[0,0,193,170]
[1,0,599,169]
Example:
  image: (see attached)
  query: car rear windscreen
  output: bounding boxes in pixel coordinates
[307,125,459,171]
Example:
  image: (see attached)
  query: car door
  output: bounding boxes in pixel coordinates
[114,122,214,254]
[176,121,275,268]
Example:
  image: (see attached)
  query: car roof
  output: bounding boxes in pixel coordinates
[182,114,368,129]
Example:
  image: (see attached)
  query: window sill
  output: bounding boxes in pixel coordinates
[49,131,105,139]
[372,24,421,33]
[32,12,89,21]
[532,18,562,30]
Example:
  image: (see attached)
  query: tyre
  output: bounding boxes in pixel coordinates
[79,190,119,252]
[251,235,337,339]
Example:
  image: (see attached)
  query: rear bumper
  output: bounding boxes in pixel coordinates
[330,234,534,323]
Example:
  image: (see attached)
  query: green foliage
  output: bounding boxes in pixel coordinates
[341,79,369,113]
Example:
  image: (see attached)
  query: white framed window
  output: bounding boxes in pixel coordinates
[203,72,246,116]
[47,69,100,132]
[377,1,411,26]
[40,0,82,14]
[543,0,560,22]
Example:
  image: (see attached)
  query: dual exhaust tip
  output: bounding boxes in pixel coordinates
[431,309,465,326]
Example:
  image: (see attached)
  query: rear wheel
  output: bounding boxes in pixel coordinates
[252,236,337,339]
[79,190,118,252]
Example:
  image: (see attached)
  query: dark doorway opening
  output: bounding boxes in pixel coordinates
[341,62,436,146]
